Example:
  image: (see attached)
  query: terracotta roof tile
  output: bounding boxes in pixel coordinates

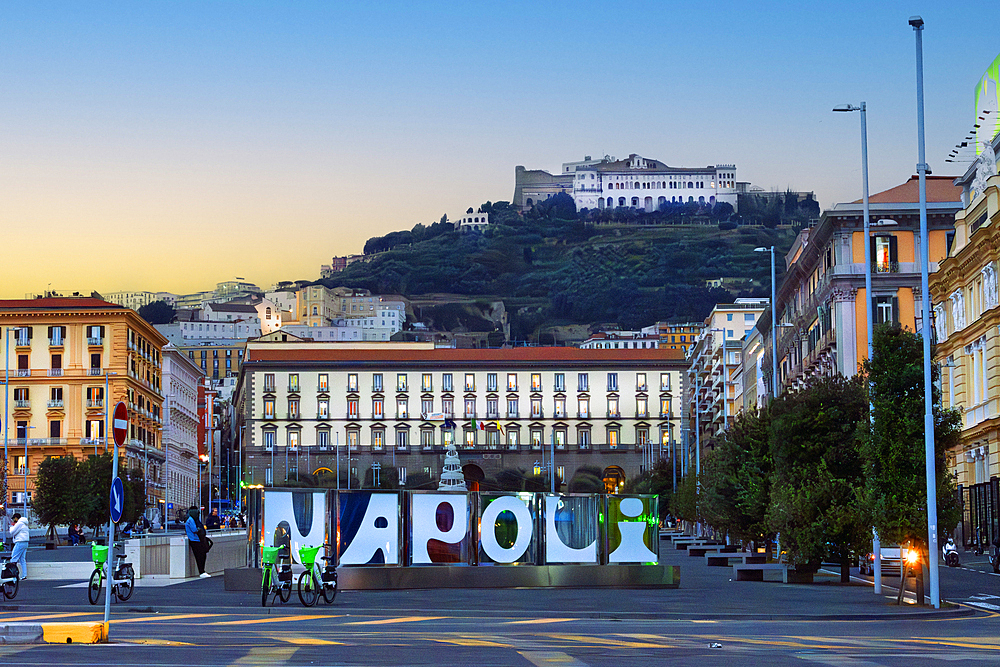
[0,297,124,310]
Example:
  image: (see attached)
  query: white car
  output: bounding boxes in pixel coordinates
[858,545,909,576]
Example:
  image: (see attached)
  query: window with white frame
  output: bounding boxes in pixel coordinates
[397,373,407,392]
[263,429,275,451]
[607,397,619,417]
[287,429,300,450]
[317,399,329,419]
[530,428,542,449]
[347,373,358,391]
[531,373,542,391]
[397,398,408,419]
[347,429,359,450]
[636,373,646,391]
[578,427,591,449]
[421,429,434,449]
[372,398,384,419]
[636,397,648,418]
[554,373,565,391]
[607,373,618,391]
[660,373,670,391]
[372,429,385,451]
[422,373,433,391]
[317,429,330,450]
[464,398,476,418]
[486,373,497,391]
[607,427,620,449]
[465,374,476,391]
[578,397,590,418]
[578,373,589,392]
[442,373,453,391]
[373,373,383,392]
[506,428,519,450]
[396,429,408,450]
[464,429,476,448]
[507,373,517,391]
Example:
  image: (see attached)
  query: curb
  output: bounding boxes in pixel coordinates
[0,621,106,644]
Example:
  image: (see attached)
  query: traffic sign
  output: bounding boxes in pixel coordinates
[112,402,128,447]
[110,477,124,524]
[167,503,173,510]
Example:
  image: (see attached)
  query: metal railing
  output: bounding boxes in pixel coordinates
[47,400,63,408]
[87,337,103,346]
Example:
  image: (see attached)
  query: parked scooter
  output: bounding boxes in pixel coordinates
[942,537,960,567]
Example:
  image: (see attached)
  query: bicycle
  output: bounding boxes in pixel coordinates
[0,554,19,600]
[87,542,134,604]
[297,544,337,606]
[260,545,292,607]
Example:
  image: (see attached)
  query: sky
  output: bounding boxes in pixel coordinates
[3,1,999,298]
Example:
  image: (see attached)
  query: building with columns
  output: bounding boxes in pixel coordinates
[931,134,1000,487]
[758,176,962,397]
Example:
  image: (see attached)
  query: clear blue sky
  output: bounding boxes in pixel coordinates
[3,1,997,295]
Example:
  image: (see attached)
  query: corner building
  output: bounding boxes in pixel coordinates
[0,297,166,509]
[235,342,686,489]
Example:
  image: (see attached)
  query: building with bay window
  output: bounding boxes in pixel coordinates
[234,342,686,490]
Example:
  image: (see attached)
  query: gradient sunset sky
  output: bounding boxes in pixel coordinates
[3,1,999,298]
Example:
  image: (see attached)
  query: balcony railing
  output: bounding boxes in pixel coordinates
[87,399,104,408]
[14,400,29,409]
[87,337,103,346]
[531,409,544,419]
[507,411,519,419]
[396,412,408,420]
[872,261,900,274]
[485,411,499,419]
[49,337,64,347]
[48,369,63,377]
[15,369,29,377]
[14,338,29,347]
[88,368,103,376]
[47,400,64,409]
[577,411,589,419]
[607,410,620,418]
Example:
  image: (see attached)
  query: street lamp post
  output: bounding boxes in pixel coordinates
[910,14,940,608]
[3,327,12,547]
[834,100,883,594]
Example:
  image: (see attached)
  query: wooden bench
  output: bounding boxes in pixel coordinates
[706,553,766,566]
[687,544,738,557]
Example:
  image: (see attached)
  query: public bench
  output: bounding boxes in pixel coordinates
[706,553,766,566]
[733,563,814,583]
[675,539,723,550]
[687,544,738,557]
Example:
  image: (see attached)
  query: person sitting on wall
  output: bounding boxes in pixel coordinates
[68,523,85,546]
[205,508,222,531]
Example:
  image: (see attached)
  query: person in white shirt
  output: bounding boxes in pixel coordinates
[10,513,29,580]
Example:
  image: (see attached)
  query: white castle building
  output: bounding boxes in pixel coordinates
[573,154,737,212]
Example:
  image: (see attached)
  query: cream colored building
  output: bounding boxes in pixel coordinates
[234,342,686,490]
[161,345,203,522]
[931,152,1000,486]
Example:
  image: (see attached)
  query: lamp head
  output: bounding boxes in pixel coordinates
[753,247,767,252]
[908,15,923,28]
[832,104,855,112]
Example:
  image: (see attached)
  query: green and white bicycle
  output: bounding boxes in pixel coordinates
[260,545,292,607]
[296,543,337,606]
[88,542,134,604]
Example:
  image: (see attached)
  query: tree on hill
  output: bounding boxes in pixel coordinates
[137,300,175,325]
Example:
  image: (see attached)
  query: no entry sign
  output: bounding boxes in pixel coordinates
[112,401,128,447]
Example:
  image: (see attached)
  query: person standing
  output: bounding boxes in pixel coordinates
[10,513,29,580]
[184,506,210,578]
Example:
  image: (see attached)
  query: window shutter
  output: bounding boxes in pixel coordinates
[48,326,53,337]
[889,236,898,264]
[27,327,32,339]
[892,297,900,325]
[869,235,876,264]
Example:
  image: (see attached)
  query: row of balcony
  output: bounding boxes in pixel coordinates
[11,399,106,410]
[265,382,664,394]
[262,410,677,421]
[5,367,108,379]
[265,442,641,454]
[0,438,68,446]
[14,336,103,348]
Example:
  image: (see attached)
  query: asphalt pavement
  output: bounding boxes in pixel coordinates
[0,537,996,666]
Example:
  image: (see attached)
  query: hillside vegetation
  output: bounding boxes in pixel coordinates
[318,197,799,341]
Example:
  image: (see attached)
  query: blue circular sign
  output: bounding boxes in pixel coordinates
[110,477,125,524]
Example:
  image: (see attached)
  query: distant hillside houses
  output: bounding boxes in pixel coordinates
[514,153,739,213]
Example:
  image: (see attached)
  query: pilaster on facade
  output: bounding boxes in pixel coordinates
[931,167,1000,487]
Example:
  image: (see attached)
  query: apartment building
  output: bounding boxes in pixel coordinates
[161,345,204,522]
[685,299,767,447]
[234,342,686,490]
[762,176,962,396]
[931,140,1000,487]
[0,297,166,509]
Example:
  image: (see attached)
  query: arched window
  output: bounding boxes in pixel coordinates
[644,196,653,211]
[631,197,639,207]
[618,197,626,207]
[607,197,614,208]
[709,196,715,204]
[658,196,666,207]
[688,182,693,189]
[698,196,705,204]
[312,306,318,315]
[526,198,533,206]
[634,182,640,189]
[265,307,271,318]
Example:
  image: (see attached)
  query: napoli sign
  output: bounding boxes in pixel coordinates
[251,489,659,568]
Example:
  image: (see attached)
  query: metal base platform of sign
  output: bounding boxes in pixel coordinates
[225,563,679,591]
